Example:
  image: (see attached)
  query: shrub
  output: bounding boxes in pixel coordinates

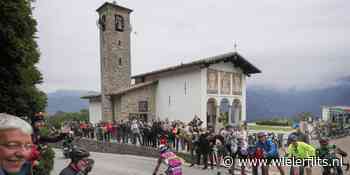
[255,120,290,126]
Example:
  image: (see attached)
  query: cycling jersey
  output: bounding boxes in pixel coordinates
[287,141,315,159]
[256,139,278,158]
[160,151,182,175]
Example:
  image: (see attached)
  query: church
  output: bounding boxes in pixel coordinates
[82,2,261,129]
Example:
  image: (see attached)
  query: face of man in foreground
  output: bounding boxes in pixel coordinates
[0,129,32,173]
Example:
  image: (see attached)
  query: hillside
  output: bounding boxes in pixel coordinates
[46,90,90,115]
[247,81,350,121]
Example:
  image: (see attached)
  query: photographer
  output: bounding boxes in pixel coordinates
[60,147,94,175]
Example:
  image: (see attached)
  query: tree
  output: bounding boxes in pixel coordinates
[0,0,47,117]
[48,110,90,129]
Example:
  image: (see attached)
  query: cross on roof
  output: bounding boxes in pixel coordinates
[234,41,238,52]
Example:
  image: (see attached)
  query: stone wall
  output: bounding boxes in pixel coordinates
[113,84,157,121]
[53,138,159,158]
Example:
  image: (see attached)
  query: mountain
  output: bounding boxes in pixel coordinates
[46,81,350,120]
[247,81,350,121]
[46,90,91,115]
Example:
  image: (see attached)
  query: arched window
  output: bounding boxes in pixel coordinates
[115,15,124,31]
[100,15,106,31]
[118,57,122,66]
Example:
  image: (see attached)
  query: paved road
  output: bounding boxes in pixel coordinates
[52,149,234,175]
[52,135,350,175]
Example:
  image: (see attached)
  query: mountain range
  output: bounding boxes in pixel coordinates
[46,81,350,121]
[246,82,350,121]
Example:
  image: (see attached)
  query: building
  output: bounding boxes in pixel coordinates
[82,2,261,129]
[322,106,350,128]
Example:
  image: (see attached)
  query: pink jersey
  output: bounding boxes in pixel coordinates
[160,151,182,175]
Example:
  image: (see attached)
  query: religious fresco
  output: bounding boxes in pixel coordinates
[220,72,231,95]
[207,69,218,94]
[232,73,242,95]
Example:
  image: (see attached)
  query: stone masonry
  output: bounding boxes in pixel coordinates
[113,83,157,121]
[97,3,132,121]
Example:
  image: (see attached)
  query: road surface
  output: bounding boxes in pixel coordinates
[53,149,233,175]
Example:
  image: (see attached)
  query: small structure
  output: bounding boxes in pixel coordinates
[322,106,350,129]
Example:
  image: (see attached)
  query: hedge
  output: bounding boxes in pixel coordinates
[255,120,291,126]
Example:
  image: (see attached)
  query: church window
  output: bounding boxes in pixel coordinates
[168,96,171,106]
[100,15,106,31]
[115,15,124,32]
[118,40,122,46]
[184,81,187,95]
[138,101,148,112]
[118,57,122,66]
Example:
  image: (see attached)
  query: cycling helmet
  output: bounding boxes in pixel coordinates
[159,144,168,153]
[319,137,329,145]
[292,123,300,129]
[69,147,90,162]
[289,134,298,142]
[257,132,267,137]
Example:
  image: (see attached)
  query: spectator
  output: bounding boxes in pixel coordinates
[0,113,33,175]
[197,129,211,169]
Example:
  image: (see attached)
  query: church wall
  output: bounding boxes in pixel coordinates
[156,69,202,123]
[206,62,247,122]
[112,96,122,121]
[118,84,157,121]
[89,98,102,124]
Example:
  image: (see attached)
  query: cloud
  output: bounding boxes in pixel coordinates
[33,0,350,92]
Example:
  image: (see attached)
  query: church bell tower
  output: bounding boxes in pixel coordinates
[97,2,132,121]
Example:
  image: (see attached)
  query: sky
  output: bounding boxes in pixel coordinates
[32,0,350,93]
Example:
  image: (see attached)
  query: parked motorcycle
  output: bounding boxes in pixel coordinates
[62,136,74,158]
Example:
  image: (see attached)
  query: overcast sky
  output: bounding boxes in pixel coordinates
[33,0,350,93]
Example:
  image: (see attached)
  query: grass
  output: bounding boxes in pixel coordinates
[248,124,293,132]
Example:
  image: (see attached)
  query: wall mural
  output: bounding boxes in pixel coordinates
[232,73,242,95]
[207,69,218,94]
[220,72,231,95]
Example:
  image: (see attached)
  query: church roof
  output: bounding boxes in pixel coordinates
[96,2,133,13]
[80,81,157,99]
[81,91,101,99]
[107,80,158,96]
[131,52,261,79]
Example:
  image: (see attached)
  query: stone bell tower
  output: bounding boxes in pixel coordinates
[97,2,132,121]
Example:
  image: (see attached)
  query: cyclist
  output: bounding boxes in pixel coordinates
[287,123,309,146]
[316,137,348,175]
[152,144,182,175]
[287,135,315,175]
[59,147,94,175]
[255,132,285,175]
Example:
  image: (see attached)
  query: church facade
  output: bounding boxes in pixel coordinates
[82,2,261,129]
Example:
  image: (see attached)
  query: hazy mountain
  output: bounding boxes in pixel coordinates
[46,90,91,115]
[46,80,349,120]
[247,80,350,121]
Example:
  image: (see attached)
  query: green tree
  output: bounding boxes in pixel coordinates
[48,109,89,129]
[0,0,47,117]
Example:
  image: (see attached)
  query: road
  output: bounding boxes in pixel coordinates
[52,149,232,175]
